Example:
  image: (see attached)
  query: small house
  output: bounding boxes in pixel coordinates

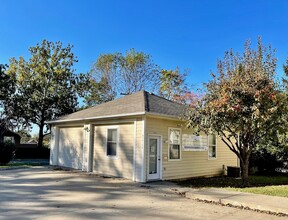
[48,91,238,182]
[0,130,21,147]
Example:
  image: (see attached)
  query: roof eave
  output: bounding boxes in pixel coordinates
[46,112,146,124]
[145,112,184,121]
[47,111,186,125]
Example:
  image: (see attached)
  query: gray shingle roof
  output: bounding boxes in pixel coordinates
[48,91,186,123]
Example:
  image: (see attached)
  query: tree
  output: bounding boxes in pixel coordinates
[186,38,288,185]
[6,40,85,148]
[0,63,16,138]
[17,129,32,143]
[84,53,118,106]
[283,58,288,90]
[159,67,187,102]
[83,77,113,107]
[85,49,160,105]
[158,67,199,105]
[118,49,160,95]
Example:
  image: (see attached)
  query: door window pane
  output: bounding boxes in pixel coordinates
[149,139,157,174]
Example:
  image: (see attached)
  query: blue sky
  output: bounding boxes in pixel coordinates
[1,0,288,86]
[1,0,288,133]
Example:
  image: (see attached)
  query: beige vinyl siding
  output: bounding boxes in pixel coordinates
[134,119,144,181]
[146,117,238,180]
[93,123,134,179]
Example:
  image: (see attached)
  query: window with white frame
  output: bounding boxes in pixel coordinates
[4,136,15,143]
[107,128,118,157]
[208,134,216,159]
[169,128,181,160]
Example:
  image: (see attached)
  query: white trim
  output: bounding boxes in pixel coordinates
[47,112,146,124]
[49,120,135,128]
[92,120,135,125]
[141,116,146,182]
[168,127,182,161]
[208,134,217,160]
[82,125,87,171]
[133,120,137,181]
[145,112,183,121]
[147,134,162,181]
[87,124,94,172]
[58,124,85,128]
[47,111,184,125]
[105,126,119,159]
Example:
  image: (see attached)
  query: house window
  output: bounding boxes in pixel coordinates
[4,136,15,143]
[107,128,118,157]
[169,128,181,160]
[208,134,217,159]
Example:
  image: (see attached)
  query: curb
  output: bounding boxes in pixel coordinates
[185,191,288,216]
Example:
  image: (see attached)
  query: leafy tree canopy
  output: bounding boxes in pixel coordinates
[5,40,86,147]
[186,38,288,185]
[159,67,187,102]
[0,63,16,137]
[84,49,160,106]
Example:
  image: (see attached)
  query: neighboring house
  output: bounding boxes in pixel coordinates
[0,130,21,147]
[0,130,38,149]
[48,91,238,182]
[18,139,38,149]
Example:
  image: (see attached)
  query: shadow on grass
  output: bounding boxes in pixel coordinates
[174,174,288,188]
[0,160,49,168]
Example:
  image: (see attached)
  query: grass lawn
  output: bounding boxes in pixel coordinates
[0,161,44,168]
[175,175,288,198]
[226,185,288,198]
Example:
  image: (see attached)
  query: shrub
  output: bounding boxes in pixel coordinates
[14,147,50,159]
[0,141,16,165]
[250,145,288,174]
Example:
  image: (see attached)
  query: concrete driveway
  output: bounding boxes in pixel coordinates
[0,167,285,220]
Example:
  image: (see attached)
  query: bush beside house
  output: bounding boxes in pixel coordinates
[0,141,16,165]
[250,146,288,174]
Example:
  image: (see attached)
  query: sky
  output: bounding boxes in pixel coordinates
[1,0,288,133]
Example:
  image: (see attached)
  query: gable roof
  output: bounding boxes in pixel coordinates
[48,91,187,124]
[0,129,21,138]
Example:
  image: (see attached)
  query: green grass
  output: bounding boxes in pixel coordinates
[0,162,43,168]
[175,175,288,197]
[226,185,288,198]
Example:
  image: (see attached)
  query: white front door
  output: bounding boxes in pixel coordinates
[148,135,161,180]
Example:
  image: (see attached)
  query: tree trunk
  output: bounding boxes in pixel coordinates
[38,121,44,148]
[241,159,250,187]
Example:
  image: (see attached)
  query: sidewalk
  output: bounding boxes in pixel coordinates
[145,181,288,215]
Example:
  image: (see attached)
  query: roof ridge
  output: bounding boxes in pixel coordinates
[145,91,184,106]
[143,90,149,112]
